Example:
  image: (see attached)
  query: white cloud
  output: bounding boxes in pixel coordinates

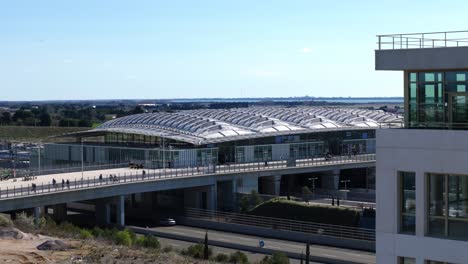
[300,47,312,53]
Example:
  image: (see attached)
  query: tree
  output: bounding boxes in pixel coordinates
[203,231,209,260]
[239,190,263,213]
[301,186,312,203]
[0,112,11,125]
[132,106,144,114]
[39,112,51,126]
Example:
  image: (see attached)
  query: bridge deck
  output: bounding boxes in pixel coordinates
[0,154,375,205]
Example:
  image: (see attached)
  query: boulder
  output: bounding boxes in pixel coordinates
[37,240,71,251]
[0,228,28,240]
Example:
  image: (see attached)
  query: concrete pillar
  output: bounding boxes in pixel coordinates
[33,207,41,226]
[232,179,238,209]
[51,203,67,222]
[116,195,125,226]
[260,175,282,195]
[207,184,217,211]
[96,199,110,226]
[321,169,340,190]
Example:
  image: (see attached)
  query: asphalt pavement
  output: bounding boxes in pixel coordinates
[131,225,376,264]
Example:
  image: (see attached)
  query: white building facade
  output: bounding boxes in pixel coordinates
[376,31,468,264]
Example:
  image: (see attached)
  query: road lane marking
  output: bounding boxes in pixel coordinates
[320,254,339,258]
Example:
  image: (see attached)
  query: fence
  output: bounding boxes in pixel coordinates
[0,153,375,200]
[184,207,375,242]
[377,30,468,50]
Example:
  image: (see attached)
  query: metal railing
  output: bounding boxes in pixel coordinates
[0,153,375,200]
[184,207,376,242]
[377,30,468,50]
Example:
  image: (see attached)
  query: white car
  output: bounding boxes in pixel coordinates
[159,218,176,226]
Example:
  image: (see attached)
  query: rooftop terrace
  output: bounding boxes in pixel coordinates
[377,30,468,50]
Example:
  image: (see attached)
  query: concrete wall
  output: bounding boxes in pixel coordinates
[375,46,468,71]
[377,129,468,264]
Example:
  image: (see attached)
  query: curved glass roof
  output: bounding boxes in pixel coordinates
[72,107,403,145]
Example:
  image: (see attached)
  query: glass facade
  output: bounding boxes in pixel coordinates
[400,171,416,234]
[407,71,468,129]
[427,173,468,240]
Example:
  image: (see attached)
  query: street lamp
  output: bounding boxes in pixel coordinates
[340,180,351,191]
[308,177,318,192]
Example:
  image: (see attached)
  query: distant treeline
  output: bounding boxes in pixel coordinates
[0,100,361,128]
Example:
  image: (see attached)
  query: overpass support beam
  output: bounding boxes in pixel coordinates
[259,175,282,195]
[208,184,217,211]
[33,207,42,226]
[321,169,340,190]
[116,195,125,227]
[96,199,110,226]
[50,203,67,222]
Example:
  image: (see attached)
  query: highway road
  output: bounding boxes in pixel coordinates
[157,237,321,264]
[131,225,376,264]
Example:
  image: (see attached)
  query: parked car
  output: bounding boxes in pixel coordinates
[159,218,176,226]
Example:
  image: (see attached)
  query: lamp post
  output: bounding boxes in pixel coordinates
[81,138,84,179]
[308,177,318,192]
[340,180,351,191]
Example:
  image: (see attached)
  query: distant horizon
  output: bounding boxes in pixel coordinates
[0,96,404,104]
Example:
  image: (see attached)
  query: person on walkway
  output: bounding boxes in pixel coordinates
[66,179,70,189]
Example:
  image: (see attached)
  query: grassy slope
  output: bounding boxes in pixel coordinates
[248,198,361,227]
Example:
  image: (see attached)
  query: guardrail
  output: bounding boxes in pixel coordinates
[0,153,375,200]
[184,207,376,242]
[377,30,468,50]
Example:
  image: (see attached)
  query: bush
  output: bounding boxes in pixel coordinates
[79,229,93,240]
[228,251,248,264]
[181,243,212,259]
[248,198,360,227]
[259,252,289,264]
[163,245,173,253]
[0,214,13,228]
[114,229,134,246]
[239,190,264,213]
[269,252,289,264]
[135,235,160,249]
[215,253,229,262]
[13,212,35,232]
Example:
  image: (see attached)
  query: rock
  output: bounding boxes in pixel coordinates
[0,228,28,240]
[37,240,71,251]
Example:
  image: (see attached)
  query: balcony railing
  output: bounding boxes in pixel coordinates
[377,30,468,50]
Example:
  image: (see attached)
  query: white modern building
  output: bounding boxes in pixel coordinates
[376,31,468,264]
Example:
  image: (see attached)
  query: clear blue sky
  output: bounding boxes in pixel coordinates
[1,0,466,100]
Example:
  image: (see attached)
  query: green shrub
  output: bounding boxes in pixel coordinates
[269,252,289,264]
[0,214,13,228]
[13,212,35,232]
[182,243,212,259]
[135,235,160,249]
[215,253,229,262]
[163,245,173,253]
[114,229,134,246]
[228,251,249,264]
[79,229,93,240]
[248,198,360,227]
